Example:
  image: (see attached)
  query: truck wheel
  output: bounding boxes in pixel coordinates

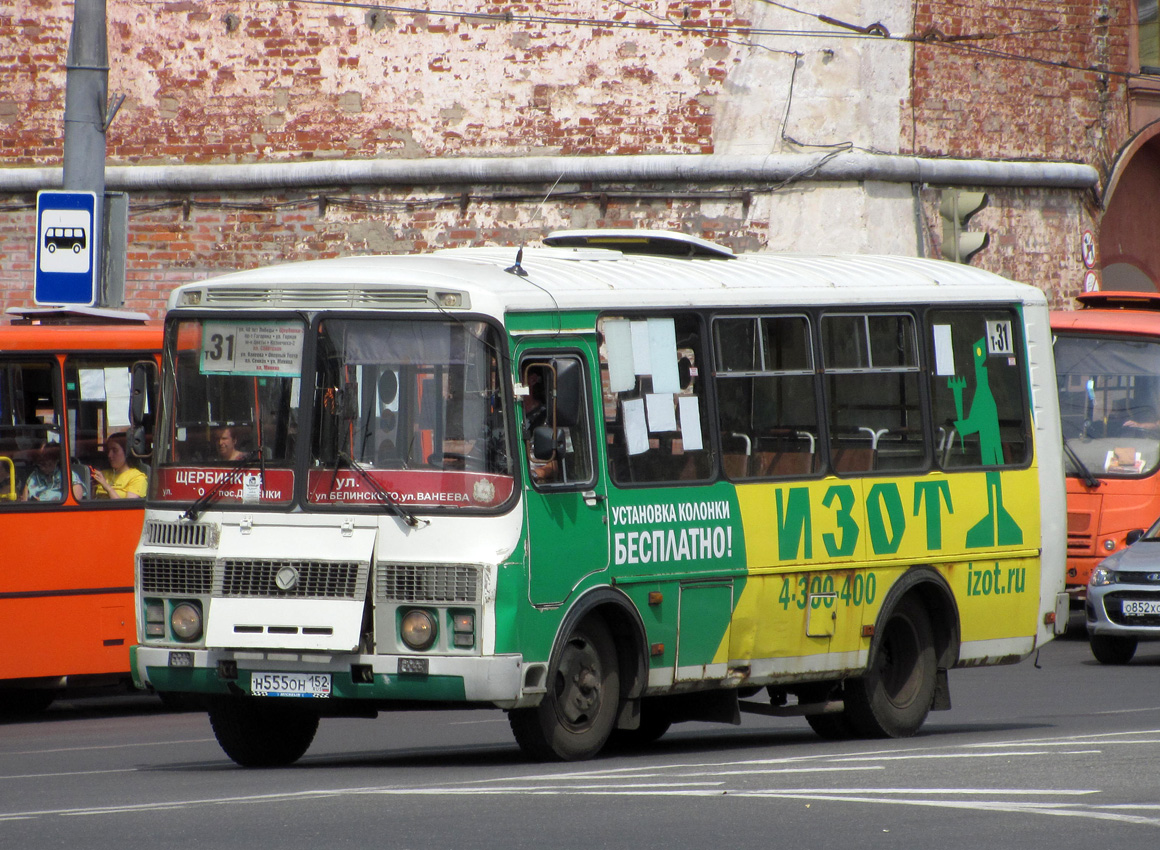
[1090,634,1137,665]
[509,618,620,761]
[844,597,936,738]
[208,698,319,767]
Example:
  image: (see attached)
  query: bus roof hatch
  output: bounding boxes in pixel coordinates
[543,229,735,259]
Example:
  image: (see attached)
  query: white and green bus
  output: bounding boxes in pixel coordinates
[130,231,1068,765]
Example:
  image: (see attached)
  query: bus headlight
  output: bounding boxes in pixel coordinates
[400,609,437,651]
[170,602,203,642]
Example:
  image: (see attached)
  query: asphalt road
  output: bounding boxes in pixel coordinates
[2,619,1158,850]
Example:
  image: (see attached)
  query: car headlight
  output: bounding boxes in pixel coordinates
[1089,568,1117,587]
[170,602,203,641]
[400,609,437,651]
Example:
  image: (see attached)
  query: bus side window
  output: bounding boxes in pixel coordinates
[599,314,711,485]
[821,313,926,474]
[713,314,820,479]
[928,309,1030,470]
[0,359,67,505]
[520,355,595,488]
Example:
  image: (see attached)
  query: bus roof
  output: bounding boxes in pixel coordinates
[0,321,160,353]
[167,233,1045,316]
[1051,290,1160,336]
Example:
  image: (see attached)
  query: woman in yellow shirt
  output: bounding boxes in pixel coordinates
[90,433,148,499]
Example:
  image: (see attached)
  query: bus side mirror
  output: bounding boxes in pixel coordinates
[129,360,153,427]
[554,358,583,428]
[531,425,561,461]
[129,360,155,458]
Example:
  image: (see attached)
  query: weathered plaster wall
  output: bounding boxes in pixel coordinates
[0,2,1132,316]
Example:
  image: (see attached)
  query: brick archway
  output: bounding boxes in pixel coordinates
[1100,121,1160,292]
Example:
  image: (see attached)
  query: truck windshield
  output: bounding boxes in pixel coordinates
[1055,333,1160,478]
[306,317,513,511]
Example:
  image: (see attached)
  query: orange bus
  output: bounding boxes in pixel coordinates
[0,307,160,714]
[1052,291,1160,599]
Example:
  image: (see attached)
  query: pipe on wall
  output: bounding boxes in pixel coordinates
[0,151,1100,194]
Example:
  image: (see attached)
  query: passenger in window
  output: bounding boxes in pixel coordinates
[20,442,84,502]
[214,425,250,462]
[90,433,147,500]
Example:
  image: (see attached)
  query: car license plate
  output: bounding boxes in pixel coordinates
[250,671,331,698]
[1121,600,1160,617]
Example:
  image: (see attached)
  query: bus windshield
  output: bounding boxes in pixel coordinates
[152,315,513,512]
[1055,333,1160,478]
[153,317,305,506]
[307,317,512,511]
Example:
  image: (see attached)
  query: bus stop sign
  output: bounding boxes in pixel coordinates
[35,190,98,306]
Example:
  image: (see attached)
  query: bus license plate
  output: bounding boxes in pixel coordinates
[1122,600,1160,617]
[250,672,331,698]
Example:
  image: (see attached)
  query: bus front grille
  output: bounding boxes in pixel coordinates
[219,559,367,599]
[144,520,218,548]
[139,555,214,595]
[376,563,481,603]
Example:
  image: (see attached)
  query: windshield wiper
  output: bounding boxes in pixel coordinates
[1062,439,1100,489]
[334,450,426,528]
[182,450,263,522]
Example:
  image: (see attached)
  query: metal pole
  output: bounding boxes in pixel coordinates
[63,0,109,306]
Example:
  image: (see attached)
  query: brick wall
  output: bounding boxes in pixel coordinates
[0,2,1137,315]
[910,1,1130,169]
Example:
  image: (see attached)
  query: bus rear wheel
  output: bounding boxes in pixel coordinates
[806,711,857,740]
[208,698,319,767]
[1090,634,1137,665]
[509,619,620,761]
[844,597,936,738]
[0,688,56,717]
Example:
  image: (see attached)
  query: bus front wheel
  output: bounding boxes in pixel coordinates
[509,618,620,761]
[844,597,936,738]
[208,698,319,767]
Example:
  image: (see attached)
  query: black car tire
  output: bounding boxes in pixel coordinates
[1090,634,1138,665]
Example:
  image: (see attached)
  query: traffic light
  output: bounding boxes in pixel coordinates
[940,190,990,264]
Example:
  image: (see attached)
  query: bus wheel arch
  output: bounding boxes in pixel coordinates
[509,588,647,761]
[846,567,959,738]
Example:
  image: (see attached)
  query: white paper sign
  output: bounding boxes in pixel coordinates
[646,393,677,432]
[648,318,679,392]
[933,325,955,376]
[630,321,652,376]
[678,395,703,451]
[603,319,636,393]
[622,398,650,455]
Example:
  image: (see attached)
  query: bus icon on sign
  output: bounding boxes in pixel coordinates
[44,227,87,254]
[38,208,92,275]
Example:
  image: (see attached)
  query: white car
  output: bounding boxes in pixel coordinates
[1087,521,1160,664]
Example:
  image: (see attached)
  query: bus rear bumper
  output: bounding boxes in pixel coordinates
[132,645,525,705]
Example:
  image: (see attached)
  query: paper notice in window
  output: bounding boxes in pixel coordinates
[678,395,703,451]
[646,393,676,432]
[648,318,679,393]
[933,325,955,376]
[630,321,652,376]
[603,319,636,393]
[623,397,649,455]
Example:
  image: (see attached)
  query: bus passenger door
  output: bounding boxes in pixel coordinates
[518,346,609,606]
